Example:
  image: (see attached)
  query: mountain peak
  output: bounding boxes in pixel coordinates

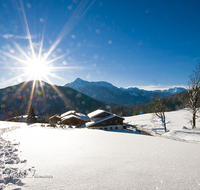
[67,78,116,89]
[74,78,85,82]
[65,78,187,105]
[73,78,88,85]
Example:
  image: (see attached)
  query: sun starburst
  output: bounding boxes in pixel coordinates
[24,58,51,80]
[0,0,95,115]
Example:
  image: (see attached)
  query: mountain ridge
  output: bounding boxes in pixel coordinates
[65,78,187,105]
[0,80,111,120]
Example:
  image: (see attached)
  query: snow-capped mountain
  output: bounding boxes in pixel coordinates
[65,78,187,105]
[66,78,120,94]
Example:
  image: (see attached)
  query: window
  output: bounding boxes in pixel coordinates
[110,127,112,130]
[102,121,106,124]
[115,120,117,124]
[110,121,112,124]
[115,127,118,130]
[105,128,107,130]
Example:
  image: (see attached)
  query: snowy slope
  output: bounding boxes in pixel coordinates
[124,108,200,143]
[0,109,200,189]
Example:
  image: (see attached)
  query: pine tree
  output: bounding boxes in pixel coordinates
[27,104,37,123]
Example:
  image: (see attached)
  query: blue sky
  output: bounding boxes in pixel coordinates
[0,0,200,90]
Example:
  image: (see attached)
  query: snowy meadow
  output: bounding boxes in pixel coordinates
[0,109,200,190]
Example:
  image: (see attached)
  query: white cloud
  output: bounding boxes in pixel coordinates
[0,33,37,39]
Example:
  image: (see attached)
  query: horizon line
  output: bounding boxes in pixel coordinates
[125,85,186,91]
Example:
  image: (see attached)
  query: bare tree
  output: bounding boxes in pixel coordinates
[152,94,167,132]
[187,63,200,129]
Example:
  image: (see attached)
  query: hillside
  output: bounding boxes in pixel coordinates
[110,90,190,116]
[0,80,111,120]
[65,78,186,105]
[124,108,200,143]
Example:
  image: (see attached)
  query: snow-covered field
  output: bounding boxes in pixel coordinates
[0,109,200,189]
[124,108,200,143]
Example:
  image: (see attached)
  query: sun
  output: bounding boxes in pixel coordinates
[24,58,51,80]
[0,0,94,86]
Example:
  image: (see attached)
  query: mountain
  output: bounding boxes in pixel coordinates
[0,80,111,120]
[65,78,187,105]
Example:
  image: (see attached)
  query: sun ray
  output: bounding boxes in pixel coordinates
[49,83,74,110]
[0,72,27,87]
[0,0,96,118]
[46,73,67,81]
[38,29,45,61]
[12,75,37,100]
[14,80,29,95]
[49,66,80,70]
[79,0,95,20]
[39,80,47,101]
[45,54,67,65]
[27,79,36,114]
[11,40,31,62]
[0,49,28,65]
[19,0,36,59]
[43,0,94,61]
[43,76,74,110]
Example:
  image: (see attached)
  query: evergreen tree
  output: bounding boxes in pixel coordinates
[27,104,37,123]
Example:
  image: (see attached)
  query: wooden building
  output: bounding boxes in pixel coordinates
[60,110,90,126]
[86,109,124,130]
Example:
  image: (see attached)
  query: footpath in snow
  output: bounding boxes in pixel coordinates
[0,122,35,190]
[0,109,200,189]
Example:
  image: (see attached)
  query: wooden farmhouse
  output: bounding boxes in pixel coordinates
[60,110,90,126]
[86,109,124,130]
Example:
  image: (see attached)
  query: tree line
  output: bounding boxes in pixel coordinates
[110,91,188,116]
[110,63,200,131]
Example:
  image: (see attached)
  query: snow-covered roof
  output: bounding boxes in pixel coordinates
[61,114,80,121]
[86,114,124,127]
[61,110,90,121]
[18,115,28,118]
[61,114,90,122]
[61,110,76,118]
[49,114,61,120]
[88,109,112,118]
[17,115,28,122]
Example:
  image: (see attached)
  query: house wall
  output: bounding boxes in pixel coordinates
[92,112,111,121]
[87,116,124,130]
[91,116,123,127]
[89,125,123,130]
[61,117,85,125]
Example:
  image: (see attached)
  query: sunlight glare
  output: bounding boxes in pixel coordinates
[25,58,51,79]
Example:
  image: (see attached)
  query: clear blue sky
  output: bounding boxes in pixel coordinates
[0,0,200,90]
